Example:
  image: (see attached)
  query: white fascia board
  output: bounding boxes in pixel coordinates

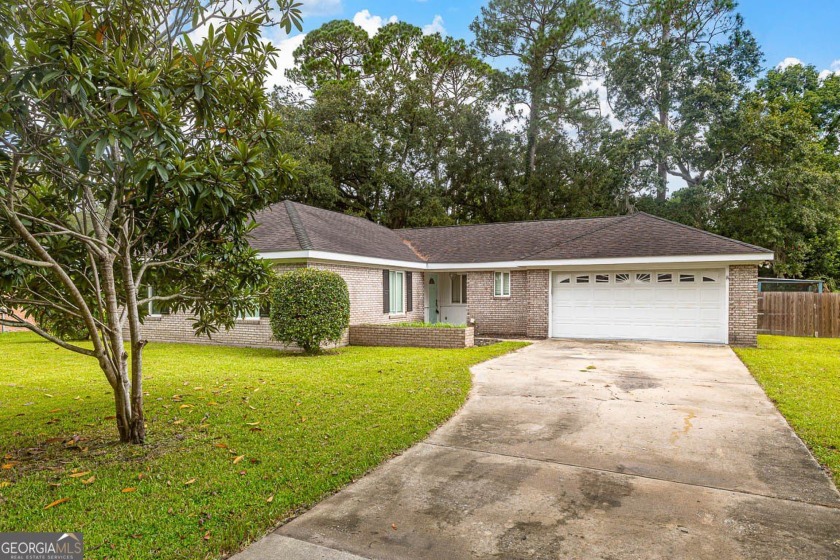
[257,250,426,270]
[258,250,773,271]
[426,253,774,271]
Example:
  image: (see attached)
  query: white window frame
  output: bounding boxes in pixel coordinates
[389,270,405,315]
[238,302,261,321]
[450,273,468,305]
[494,271,511,297]
[147,286,161,317]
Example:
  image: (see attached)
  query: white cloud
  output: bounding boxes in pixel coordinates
[298,0,342,17]
[487,102,528,133]
[422,15,446,36]
[776,57,804,70]
[579,76,622,130]
[352,9,398,37]
[819,59,840,80]
[777,56,840,80]
[264,33,308,92]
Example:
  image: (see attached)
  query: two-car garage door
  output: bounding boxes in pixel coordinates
[550,269,727,343]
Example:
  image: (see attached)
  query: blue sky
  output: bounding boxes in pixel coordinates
[284,0,839,75]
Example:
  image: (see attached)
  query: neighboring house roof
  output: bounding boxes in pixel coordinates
[250,201,424,263]
[251,201,772,265]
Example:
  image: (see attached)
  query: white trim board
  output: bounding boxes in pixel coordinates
[257,250,427,270]
[257,249,773,271]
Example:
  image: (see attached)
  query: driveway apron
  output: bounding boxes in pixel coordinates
[233,340,840,560]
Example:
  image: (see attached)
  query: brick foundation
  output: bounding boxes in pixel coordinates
[349,325,474,348]
[728,264,758,346]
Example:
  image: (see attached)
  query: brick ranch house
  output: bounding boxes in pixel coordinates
[139,201,774,348]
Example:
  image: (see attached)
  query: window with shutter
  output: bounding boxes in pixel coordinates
[389,271,404,314]
[383,269,390,313]
[406,271,413,311]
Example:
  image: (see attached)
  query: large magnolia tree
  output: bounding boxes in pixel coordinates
[0,0,301,443]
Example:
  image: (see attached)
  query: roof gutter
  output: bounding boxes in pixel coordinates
[258,250,773,271]
[256,250,427,270]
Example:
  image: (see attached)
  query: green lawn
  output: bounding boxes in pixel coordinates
[735,335,840,486]
[0,333,526,559]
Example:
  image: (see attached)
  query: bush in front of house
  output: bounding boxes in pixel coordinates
[270,268,350,354]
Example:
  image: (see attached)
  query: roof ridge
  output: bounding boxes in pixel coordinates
[398,214,623,234]
[287,200,387,228]
[519,213,639,261]
[635,212,771,253]
[284,200,313,250]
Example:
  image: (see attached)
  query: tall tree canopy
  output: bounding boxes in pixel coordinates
[604,0,761,200]
[274,21,497,227]
[0,0,300,443]
[471,0,610,215]
[270,2,840,285]
[663,64,840,283]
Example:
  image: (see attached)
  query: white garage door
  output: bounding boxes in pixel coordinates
[550,269,727,343]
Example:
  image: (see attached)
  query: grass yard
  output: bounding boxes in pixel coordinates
[735,335,840,487]
[0,333,527,559]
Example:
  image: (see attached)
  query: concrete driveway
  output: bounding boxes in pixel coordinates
[235,340,840,560]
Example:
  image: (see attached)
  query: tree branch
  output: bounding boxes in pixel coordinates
[0,313,96,357]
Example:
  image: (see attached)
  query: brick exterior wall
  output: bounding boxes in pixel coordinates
[136,313,294,349]
[308,263,424,326]
[728,264,758,347]
[349,325,474,348]
[0,308,37,333]
[134,261,424,349]
[466,271,528,336]
[464,269,550,338]
[134,261,756,347]
[526,269,550,338]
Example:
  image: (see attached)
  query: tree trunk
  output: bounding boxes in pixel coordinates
[99,250,145,444]
[121,237,146,444]
[656,21,672,203]
[107,342,144,443]
[525,83,542,215]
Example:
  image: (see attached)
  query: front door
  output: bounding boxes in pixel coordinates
[428,275,439,324]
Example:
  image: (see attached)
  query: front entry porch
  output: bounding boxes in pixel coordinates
[424,272,469,326]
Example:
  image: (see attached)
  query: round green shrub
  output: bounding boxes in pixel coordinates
[269,268,350,354]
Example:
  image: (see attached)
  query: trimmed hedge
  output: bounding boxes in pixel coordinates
[269,268,350,354]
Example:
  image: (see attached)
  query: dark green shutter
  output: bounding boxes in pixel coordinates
[383,269,390,313]
[406,271,413,312]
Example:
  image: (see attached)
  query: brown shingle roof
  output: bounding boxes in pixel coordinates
[397,215,631,263]
[250,201,424,262]
[250,202,771,263]
[523,213,769,260]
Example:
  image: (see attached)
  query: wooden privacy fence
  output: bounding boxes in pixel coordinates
[757,292,840,338]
